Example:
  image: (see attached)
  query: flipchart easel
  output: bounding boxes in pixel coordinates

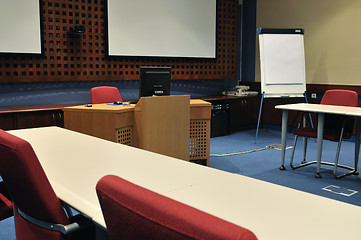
[255,28,312,143]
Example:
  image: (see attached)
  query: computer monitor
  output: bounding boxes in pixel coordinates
[139,66,171,98]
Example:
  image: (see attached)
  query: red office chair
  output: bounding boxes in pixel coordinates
[90,86,123,104]
[0,130,95,240]
[0,181,13,221]
[96,175,258,240]
[290,89,359,178]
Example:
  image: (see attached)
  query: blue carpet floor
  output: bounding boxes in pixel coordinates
[1,128,361,239]
[0,217,15,240]
[210,128,361,207]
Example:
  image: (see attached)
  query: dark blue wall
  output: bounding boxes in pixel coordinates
[0,79,238,107]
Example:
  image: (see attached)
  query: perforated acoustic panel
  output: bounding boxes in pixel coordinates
[189,120,210,161]
[115,126,132,146]
[116,120,210,162]
[0,0,238,83]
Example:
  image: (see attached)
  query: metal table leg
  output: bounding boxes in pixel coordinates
[280,109,288,170]
[355,118,361,177]
[315,112,324,178]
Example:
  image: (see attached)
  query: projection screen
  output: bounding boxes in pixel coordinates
[0,0,41,54]
[107,0,217,58]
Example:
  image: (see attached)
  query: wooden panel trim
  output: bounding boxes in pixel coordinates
[306,84,361,95]
[0,104,80,114]
[243,82,361,96]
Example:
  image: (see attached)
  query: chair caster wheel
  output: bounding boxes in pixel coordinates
[279,165,286,170]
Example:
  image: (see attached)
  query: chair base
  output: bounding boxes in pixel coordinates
[291,160,358,179]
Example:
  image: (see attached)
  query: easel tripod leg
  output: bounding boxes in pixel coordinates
[255,93,265,144]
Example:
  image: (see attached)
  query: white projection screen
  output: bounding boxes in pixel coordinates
[107,0,217,58]
[0,0,41,54]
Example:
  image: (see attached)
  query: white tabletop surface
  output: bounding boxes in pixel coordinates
[275,103,361,116]
[164,173,361,240]
[7,127,229,223]
[8,127,361,239]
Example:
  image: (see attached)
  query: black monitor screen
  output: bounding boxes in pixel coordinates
[139,66,171,98]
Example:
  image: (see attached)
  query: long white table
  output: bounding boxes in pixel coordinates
[7,127,223,223]
[275,103,361,178]
[8,127,361,240]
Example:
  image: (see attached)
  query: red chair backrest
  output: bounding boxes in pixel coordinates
[321,90,358,137]
[96,175,258,240]
[90,86,123,104]
[0,130,69,240]
[320,89,358,107]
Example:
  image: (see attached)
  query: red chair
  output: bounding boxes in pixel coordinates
[90,86,123,104]
[0,181,13,221]
[0,130,95,240]
[290,89,359,178]
[96,175,258,240]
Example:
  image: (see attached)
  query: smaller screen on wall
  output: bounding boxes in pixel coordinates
[107,0,217,58]
[0,0,42,54]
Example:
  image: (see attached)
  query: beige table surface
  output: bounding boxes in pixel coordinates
[275,102,361,115]
[164,173,361,240]
[7,127,226,224]
[8,126,361,239]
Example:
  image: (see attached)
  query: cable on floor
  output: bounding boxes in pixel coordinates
[210,144,292,157]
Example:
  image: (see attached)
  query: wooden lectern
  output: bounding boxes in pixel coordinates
[133,95,190,160]
[63,96,211,165]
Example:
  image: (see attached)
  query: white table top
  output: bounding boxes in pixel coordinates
[164,173,361,240]
[7,127,228,225]
[8,127,361,240]
[275,103,361,116]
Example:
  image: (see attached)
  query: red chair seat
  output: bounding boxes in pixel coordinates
[294,127,352,142]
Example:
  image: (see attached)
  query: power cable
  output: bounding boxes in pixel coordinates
[210,144,292,157]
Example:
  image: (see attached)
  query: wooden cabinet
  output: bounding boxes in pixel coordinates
[203,96,260,134]
[0,96,262,135]
[227,96,260,132]
[64,98,211,165]
[0,112,15,130]
[0,106,65,130]
[16,110,63,129]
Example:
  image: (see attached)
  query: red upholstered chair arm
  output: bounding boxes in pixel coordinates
[0,130,96,239]
[0,192,13,221]
[0,193,12,207]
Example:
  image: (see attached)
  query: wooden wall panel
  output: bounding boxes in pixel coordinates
[0,0,239,83]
